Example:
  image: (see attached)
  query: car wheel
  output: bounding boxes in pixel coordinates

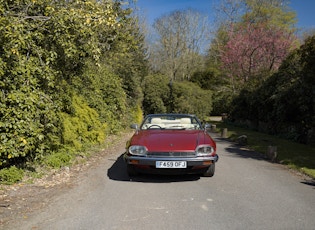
[203,163,215,177]
[127,164,138,177]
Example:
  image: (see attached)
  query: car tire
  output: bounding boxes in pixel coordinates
[127,164,138,177]
[203,163,215,177]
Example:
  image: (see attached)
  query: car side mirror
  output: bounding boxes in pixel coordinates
[130,124,139,130]
[204,123,211,131]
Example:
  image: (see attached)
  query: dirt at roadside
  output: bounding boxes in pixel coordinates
[0,132,133,227]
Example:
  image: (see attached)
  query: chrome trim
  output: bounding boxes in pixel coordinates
[147,151,196,157]
[125,155,218,166]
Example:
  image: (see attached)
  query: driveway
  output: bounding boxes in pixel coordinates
[3,132,315,230]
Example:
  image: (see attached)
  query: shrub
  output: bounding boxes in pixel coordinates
[172,81,213,120]
[0,166,24,185]
[44,150,73,169]
[129,104,143,125]
[142,74,170,114]
[212,90,234,116]
[73,62,128,134]
[59,95,106,149]
[229,35,315,144]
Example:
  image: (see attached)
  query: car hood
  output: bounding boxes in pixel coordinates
[129,130,215,152]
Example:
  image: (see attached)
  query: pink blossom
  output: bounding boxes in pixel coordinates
[220,22,296,85]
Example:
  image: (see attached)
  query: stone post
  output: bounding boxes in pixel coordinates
[221,128,228,138]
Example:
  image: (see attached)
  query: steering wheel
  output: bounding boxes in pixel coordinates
[148,125,162,129]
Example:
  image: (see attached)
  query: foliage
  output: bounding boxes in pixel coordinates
[172,81,213,120]
[229,35,315,144]
[129,104,144,125]
[0,166,24,185]
[211,0,297,92]
[104,12,147,109]
[212,90,234,116]
[142,74,170,115]
[59,95,106,149]
[0,0,147,172]
[189,69,230,116]
[190,69,224,90]
[43,150,73,169]
[242,0,297,29]
[142,74,213,119]
[0,86,59,166]
[72,61,127,134]
[0,3,61,166]
[220,22,296,91]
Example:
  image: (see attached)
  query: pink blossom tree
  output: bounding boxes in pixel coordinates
[220,22,296,91]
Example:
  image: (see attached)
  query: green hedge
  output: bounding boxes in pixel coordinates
[0,0,146,171]
[142,74,213,120]
[172,81,213,120]
[229,35,315,144]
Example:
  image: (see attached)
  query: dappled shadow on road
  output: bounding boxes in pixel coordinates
[215,136,315,188]
[214,137,268,162]
[107,154,200,183]
[224,144,266,161]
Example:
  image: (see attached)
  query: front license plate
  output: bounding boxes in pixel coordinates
[156,161,187,168]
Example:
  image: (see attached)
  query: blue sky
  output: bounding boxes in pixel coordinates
[136,0,315,30]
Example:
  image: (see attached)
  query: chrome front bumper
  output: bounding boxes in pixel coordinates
[124,154,219,166]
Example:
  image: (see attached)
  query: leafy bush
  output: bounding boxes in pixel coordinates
[0,0,146,170]
[59,95,106,149]
[129,104,144,125]
[44,151,73,169]
[190,69,226,91]
[0,61,59,166]
[189,70,230,116]
[142,75,213,120]
[0,166,24,185]
[229,35,315,144]
[72,62,128,134]
[142,74,170,114]
[212,90,234,116]
[172,81,213,120]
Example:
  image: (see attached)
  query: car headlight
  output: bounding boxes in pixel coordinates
[196,145,214,156]
[128,145,148,156]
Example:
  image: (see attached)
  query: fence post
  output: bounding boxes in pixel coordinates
[221,128,228,138]
[266,146,277,162]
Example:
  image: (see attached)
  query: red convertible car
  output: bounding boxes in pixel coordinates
[124,114,218,177]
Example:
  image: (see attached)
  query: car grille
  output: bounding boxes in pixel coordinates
[147,152,196,158]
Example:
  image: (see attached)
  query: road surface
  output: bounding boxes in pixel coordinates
[4,133,315,230]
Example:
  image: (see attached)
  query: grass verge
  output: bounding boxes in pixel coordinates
[208,118,315,179]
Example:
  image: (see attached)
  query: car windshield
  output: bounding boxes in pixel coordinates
[140,114,202,130]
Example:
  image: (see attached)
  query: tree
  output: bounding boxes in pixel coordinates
[172,81,213,120]
[213,0,296,30]
[150,9,211,81]
[229,35,315,144]
[142,74,170,115]
[220,21,296,91]
[103,2,148,110]
[242,0,296,29]
[211,0,297,91]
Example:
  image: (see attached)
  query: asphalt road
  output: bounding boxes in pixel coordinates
[5,134,315,230]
